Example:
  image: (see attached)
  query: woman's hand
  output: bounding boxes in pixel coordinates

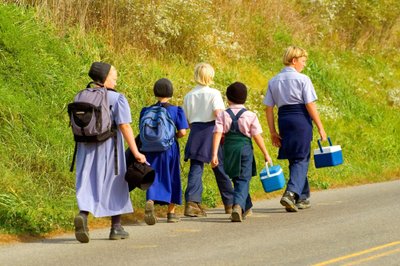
[134,152,146,163]
[271,132,282,148]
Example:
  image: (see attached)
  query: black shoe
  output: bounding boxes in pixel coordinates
[144,201,157,225]
[280,191,298,212]
[74,213,89,243]
[109,227,129,240]
[167,213,180,223]
[296,199,311,209]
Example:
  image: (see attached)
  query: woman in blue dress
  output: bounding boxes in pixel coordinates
[74,62,146,243]
[139,78,189,225]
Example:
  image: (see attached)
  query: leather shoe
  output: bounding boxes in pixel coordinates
[224,204,233,214]
[74,213,89,243]
[167,213,180,223]
[231,204,243,222]
[184,202,207,217]
[109,227,129,240]
[144,200,157,225]
[280,191,298,212]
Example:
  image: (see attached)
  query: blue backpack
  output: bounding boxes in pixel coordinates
[139,104,176,152]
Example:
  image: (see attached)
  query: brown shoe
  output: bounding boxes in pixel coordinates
[197,203,207,217]
[243,208,253,218]
[184,202,207,217]
[224,204,233,214]
[144,200,157,225]
[231,204,242,222]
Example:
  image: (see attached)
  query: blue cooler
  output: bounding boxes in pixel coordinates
[260,162,285,193]
[313,137,343,168]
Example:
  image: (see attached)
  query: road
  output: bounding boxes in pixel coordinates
[0,180,399,266]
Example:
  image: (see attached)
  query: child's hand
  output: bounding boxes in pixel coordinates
[211,155,219,168]
[265,154,272,165]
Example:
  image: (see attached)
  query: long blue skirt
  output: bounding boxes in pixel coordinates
[145,141,182,205]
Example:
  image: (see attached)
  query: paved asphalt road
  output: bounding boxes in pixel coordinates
[0,180,399,266]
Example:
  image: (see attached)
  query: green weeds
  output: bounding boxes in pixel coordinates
[0,2,399,235]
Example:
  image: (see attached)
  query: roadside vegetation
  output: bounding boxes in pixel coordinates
[0,0,399,235]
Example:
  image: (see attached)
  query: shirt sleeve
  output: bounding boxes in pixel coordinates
[113,94,132,125]
[213,111,225,133]
[263,83,275,107]
[302,76,318,104]
[212,91,225,111]
[249,115,263,137]
[175,106,189,130]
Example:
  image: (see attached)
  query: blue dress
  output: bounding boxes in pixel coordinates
[75,90,133,217]
[139,103,189,205]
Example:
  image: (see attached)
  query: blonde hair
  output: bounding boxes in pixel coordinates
[282,46,308,66]
[194,63,215,86]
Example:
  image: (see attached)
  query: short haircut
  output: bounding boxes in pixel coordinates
[194,63,215,86]
[283,46,308,66]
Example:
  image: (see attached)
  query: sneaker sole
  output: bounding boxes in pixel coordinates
[296,204,311,210]
[144,202,157,225]
[231,211,242,222]
[74,216,89,243]
[280,198,298,212]
[184,208,207,217]
[109,234,129,240]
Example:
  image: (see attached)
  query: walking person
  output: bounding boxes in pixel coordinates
[139,78,189,225]
[72,62,146,243]
[264,46,327,212]
[183,63,234,216]
[211,82,272,222]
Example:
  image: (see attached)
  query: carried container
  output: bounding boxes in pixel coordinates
[313,137,343,168]
[259,162,285,193]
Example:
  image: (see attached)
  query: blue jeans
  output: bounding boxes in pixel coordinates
[286,153,310,200]
[185,146,234,205]
[232,145,253,213]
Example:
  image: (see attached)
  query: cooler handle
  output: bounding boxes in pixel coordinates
[317,137,332,153]
[265,161,273,176]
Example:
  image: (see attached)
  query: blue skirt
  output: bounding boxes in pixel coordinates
[184,121,215,163]
[278,104,312,160]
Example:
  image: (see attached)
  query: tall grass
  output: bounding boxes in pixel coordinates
[0,1,399,234]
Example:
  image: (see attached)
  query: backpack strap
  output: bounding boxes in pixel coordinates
[226,108,247,133]
[70,142,78,172]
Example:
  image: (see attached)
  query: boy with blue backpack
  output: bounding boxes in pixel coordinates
[211,82,272,222]
[139,78,189,225]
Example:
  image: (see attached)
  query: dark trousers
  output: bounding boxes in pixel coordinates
[286,153,310,200]
[232,145,253,213]
[185,146,234,205]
